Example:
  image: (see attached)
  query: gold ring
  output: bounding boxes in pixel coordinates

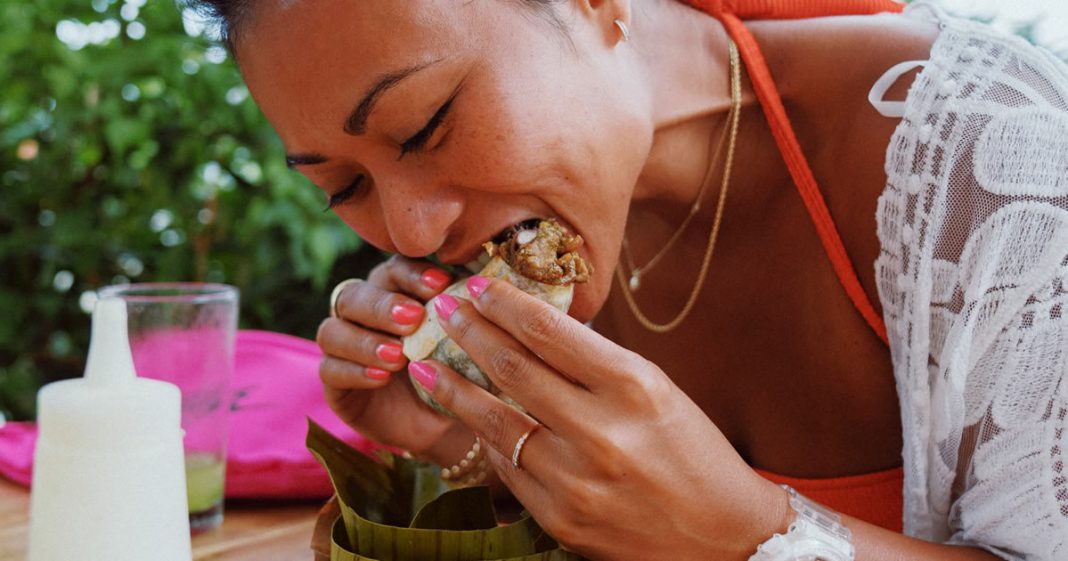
[329,279,362,319]
[511,424,540,470]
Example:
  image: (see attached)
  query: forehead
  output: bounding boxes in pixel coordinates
[239,0,473,61]
[235,1,493,141]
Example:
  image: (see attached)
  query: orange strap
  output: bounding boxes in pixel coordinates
[757,466,904,533]
[683,1,901,346]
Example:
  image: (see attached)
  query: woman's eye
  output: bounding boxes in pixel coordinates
[324,175,364,211]
[398,95,456,160]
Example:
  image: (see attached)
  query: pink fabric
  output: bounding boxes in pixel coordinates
[0,330,380,499]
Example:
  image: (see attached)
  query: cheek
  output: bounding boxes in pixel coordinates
[333,197,396,254]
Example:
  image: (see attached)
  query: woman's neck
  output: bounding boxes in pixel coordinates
[629,0,740,219]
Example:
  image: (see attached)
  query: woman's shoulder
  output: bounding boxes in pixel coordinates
[736,12,943,298]
[746,11,940,108]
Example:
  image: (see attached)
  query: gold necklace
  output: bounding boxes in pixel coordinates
[615,39,742,333]
[620,116,731,292]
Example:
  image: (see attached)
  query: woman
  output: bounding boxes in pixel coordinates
[191,0,1068,558]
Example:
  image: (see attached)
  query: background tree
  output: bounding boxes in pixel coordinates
[0,0,380,421]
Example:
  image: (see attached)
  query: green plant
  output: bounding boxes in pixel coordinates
[0,0,375,421]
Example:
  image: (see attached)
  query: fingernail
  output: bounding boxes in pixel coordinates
[408,361,437,391]
[420,268,451,291]
[433,294,459,321]
[466,275,490,299]
[375,343,403,363]
[391,303,424,325]
[366,367,391,381]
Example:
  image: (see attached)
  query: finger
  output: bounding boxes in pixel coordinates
[431,294,589,433]
[317,317,407,371]
[367,255,454,301]
[333,278,427,335]
[483,445,585,553]
[465,277,645,393]
[408,359,560,481]
[482,445,551,520]
[319,355,391,391]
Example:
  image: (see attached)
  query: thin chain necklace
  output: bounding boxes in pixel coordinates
[615,39,742,333]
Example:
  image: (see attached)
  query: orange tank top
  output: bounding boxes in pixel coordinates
[679,0,906,532]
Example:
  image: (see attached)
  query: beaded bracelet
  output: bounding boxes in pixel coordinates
[440,437,488,486]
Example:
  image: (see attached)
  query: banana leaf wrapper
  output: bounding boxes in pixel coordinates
[307,420,585,561]
[402,256,574,416]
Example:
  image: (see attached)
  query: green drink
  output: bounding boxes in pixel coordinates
[185,453,225,532]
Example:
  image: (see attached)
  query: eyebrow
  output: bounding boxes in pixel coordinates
[343,59,441,136]
[284,59,442,167]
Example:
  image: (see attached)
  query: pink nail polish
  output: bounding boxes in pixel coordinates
[391,303,424,325]
[433,294,459,320]
[375,343,403,363]
[366,367,391,381]
[408,361,437,391]
[420,268,451,291]
[466,275,490,299]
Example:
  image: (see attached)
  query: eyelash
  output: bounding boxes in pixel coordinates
[398,94,456,160]
[324,174,364,211]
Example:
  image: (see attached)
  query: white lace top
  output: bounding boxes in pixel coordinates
[874,4,1068,559]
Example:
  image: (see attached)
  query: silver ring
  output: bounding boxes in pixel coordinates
[329,279,362,319]
[511,424,540,470]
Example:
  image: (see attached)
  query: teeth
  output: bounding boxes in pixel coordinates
[516,229,536,246]
[464,252,492,273]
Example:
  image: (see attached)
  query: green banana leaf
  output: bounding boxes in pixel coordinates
[307,420,586,561]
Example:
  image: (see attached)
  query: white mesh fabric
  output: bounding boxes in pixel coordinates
[876,4,1068,559]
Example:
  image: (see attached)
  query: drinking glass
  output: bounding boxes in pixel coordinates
[98,283,239,533]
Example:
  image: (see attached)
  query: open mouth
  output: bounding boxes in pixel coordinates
[490,218,542,245]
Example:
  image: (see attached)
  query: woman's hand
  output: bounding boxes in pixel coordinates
[316,256,474,464]
[410,276,789,561]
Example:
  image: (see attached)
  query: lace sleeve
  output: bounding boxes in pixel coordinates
[876,5,1068,559]
[947,247,1068,559]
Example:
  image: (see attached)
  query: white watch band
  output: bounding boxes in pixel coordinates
[748,485,855,561]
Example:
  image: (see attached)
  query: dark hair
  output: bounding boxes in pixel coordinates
[185,0,568,53]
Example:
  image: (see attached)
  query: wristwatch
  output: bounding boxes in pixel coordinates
[748,485,855,561]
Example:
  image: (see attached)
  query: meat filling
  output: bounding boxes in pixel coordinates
[483,219,591,285]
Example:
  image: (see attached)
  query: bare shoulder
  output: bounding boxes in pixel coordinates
[747,13,941,108]
[739,13,943,312]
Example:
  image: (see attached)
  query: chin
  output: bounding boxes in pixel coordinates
[567,278,610,324]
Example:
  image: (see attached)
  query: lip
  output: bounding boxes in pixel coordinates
[436,216,575,266]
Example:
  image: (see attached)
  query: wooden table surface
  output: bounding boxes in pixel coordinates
[0,477,324,560]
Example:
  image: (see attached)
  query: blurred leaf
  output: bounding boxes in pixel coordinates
[0,0,370,420]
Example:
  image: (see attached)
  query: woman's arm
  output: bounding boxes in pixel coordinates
[845,515,1000,561]
[411,279,1019,560]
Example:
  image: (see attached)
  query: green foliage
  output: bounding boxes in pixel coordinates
[0,0,376,421]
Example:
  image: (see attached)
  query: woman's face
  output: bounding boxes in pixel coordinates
[237,0,651,320]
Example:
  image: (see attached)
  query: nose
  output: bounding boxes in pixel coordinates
[376,170,463,258]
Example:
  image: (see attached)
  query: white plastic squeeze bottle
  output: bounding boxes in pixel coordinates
[28,297,192,561]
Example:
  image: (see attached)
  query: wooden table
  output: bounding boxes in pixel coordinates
[0,477,324,560]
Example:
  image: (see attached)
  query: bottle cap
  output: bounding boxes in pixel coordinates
[36,297,181,453]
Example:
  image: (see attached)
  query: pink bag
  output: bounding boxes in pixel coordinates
[0,330,381,499]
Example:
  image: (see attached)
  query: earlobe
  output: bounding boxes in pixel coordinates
[579,0,632,45]
[611,0,633,45]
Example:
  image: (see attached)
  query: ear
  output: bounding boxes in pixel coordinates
[574,0,633,46]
